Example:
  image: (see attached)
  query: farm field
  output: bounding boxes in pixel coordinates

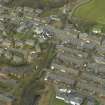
[73,0,105,24]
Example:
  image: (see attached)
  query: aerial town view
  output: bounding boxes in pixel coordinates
[0,0,105,105]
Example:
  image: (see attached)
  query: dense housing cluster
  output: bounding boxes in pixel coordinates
[0,0,105,105]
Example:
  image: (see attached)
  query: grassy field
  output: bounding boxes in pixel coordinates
[73,0,105,24]
[53,98,68,105]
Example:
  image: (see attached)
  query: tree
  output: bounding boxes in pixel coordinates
[12,40,56,105]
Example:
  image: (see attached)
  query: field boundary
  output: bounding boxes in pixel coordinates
[70,0,91,19]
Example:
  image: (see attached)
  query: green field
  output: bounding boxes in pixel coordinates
[73,0,105,24]
[53,98,67,105]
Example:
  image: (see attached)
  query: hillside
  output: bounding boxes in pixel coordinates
[73,0,105,24]
[6,0,68,9]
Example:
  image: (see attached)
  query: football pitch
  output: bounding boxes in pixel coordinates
[73,0,105,24]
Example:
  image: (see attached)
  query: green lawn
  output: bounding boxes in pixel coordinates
[73,0,105,24]
[53,98,67,105]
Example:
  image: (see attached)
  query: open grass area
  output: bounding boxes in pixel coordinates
[40,8,60,17]
[53,98,68,105]
[73,0,105,24]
